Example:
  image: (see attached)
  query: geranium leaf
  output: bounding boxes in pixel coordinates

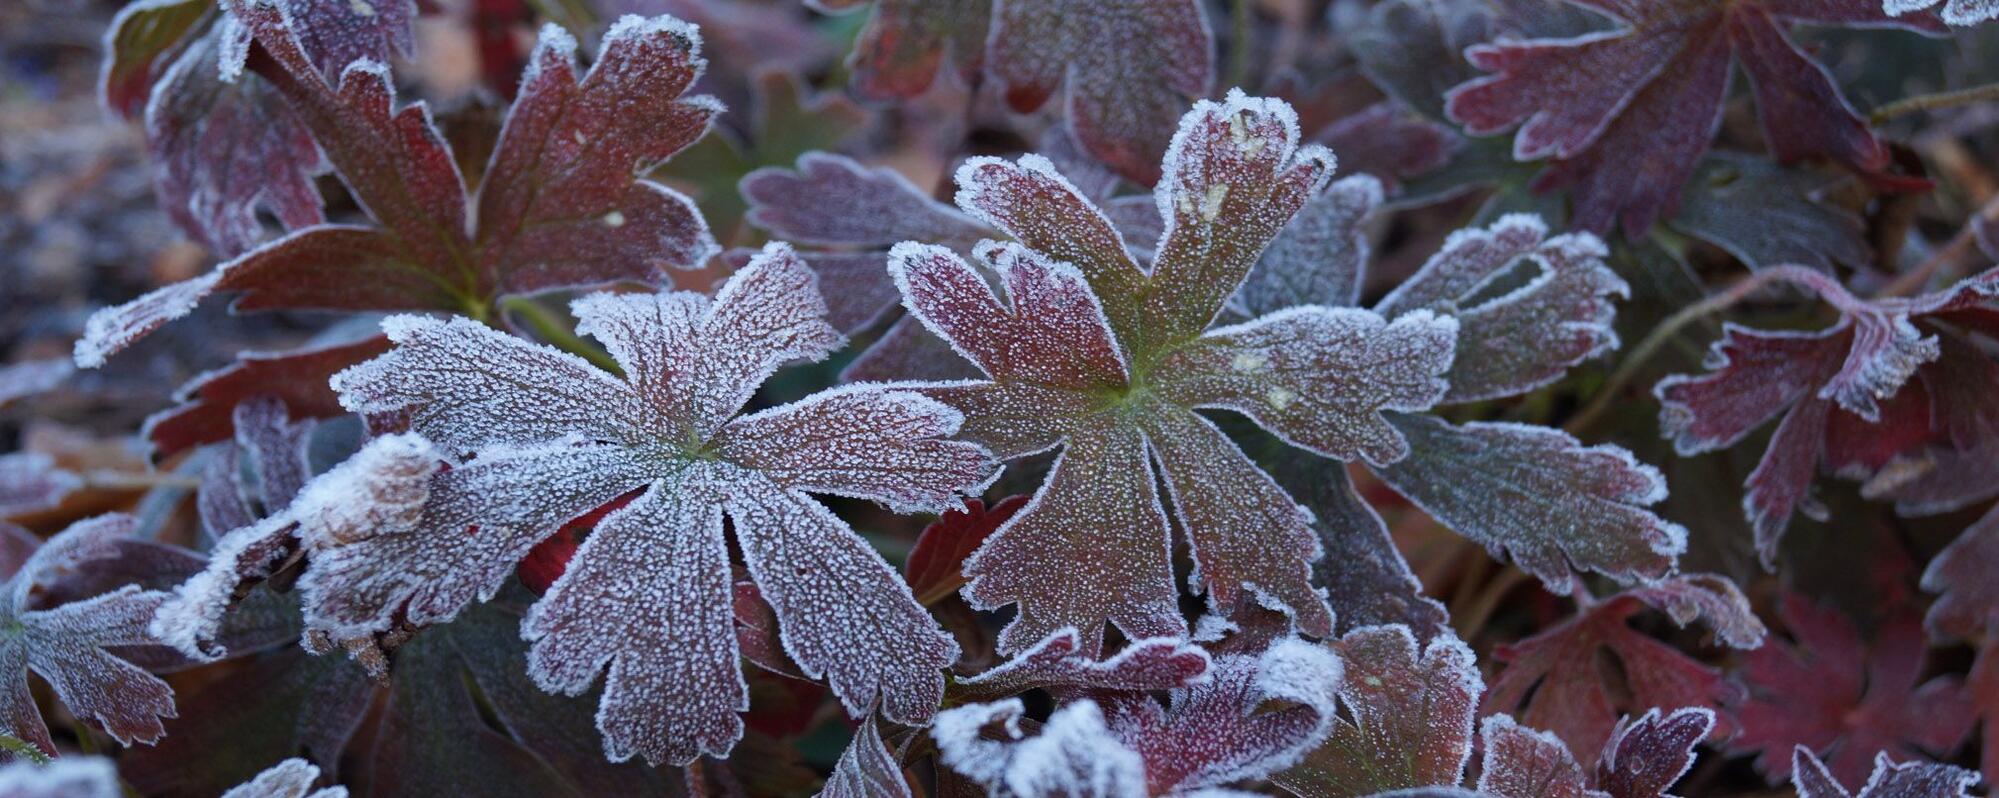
[0,454,81,519]
[0,515,176,758]
[1444,0,1943,236]
[827,0,989,100]
[99,0,208,119]
[1728,596,1974,786]
[905,496,1027,606]
[1792,747,1983,798]
[1235,175,1382,315]
[988,0,1213,184]
[953,627,1210,702]
[1596,707,1715,798]
[1669,153,1871,273]
[1921,504,1999,641]
[1275,625,1481,797]
[143,336,391,461]
[821,718,910,798]
[219,758,344,798]
[1478,714,1605,798]
[1370,415,1682,590]
[314,244,991,765]
[1885,0,1999,24]
[79,11,720,367]
[1483,575,1764,764]
[0,757,121,797]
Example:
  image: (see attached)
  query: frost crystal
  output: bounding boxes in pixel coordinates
[221,758,348,798]
[894,92,1458,652]
[0,515,178,757]
[1276,625,1481,797]
[318,243,993,765]
[0,756,122,798]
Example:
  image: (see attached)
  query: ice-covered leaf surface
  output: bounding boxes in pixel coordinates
[935,637,1343,795]
[78,10,721,367]
[1595,707,1715,798]
[99,0,207,118]
[1235,175,1382,315]
[1370,415,1682,591]
[143,336,392,461]
[890,92,1461,653]
[1793,747,1983,798]
[1445,0,1943,235]
[989,0,1213,185]
[1656,267,1999,563]
[820,719,911,798]
[953,627,1210,702]
[1270,459,1448,641]
[1922,505,1999,641]
[1274,625,1480,797]
[220,758,347,798]
[316,244,991,765]
[1483,575,1764,764]
[1728,595,1973,787]
[1884,0,1999,25]
[0,515,177,758]
[0,757,121,798]
[819,0,989,100]
[1478,714,1604,798]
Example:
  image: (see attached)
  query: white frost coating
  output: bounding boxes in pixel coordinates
[0,756,122,798]
[820,719,913,798]
[934,699,1149,798]
[290,432,438,547]
[220,757,347,798]
[215,11,251,82]
[1885,0,1999,25]
[0,359,70,408]
[1793,746,1983,798]
[1236,174,1384,315]
[602,12,704,62]
[1151,88,1327,254]
[73,272,221,368]
[1476,714,1597,798]
[519,22,580,91]
[0,452,82,517]
[149,514,294,661]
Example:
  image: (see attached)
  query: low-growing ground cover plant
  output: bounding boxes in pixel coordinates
[0,0,1996,794]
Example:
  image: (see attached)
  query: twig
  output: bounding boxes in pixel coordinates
[499,296,620,373]
[1871,82,1999,125]
[1874,193,1999,298]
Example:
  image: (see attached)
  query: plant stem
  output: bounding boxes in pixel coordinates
[1226,0,1253,91]
[1565,268,1810,435]
[500,296,620,373]
[1871,82,1999,125]
[1874,192,1999,298]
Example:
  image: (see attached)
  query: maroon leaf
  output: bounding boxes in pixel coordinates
[0,515,177,758]
[1596,707,1716,798]
[1483,574,1765,765]
[143,336,393,462]
[311,245,993,765]
[99,0,208,119]
[1478,714,1604,798]
[820,0,990,101]
[821,718,911,798]
[0,454,81,519]
[1922,504,1999,642]
[1275,626,1482,797]
[1656,267,1999,564]
[1792,746,1982,798]
[988,0,1213,185]
[1445,0,1944,236]
[79,10,720,367]
[904,495,1027,606]
[1728,595,1974,786]
[952,627,1210,703]
[1316,103,1462,192]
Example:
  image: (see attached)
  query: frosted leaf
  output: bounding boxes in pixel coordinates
[0,359,71,409]
[0,515,177,757]
[1885,0,1999,24]
[1270,458,1447,640]
[1793,748,1982,798]
[989,0,1212,184]
[960,423,1183,655]
[1596,707,1714,798]
[0,454,81,518]
[318,245,987,765]
[935,637,1342,796]
[955,627,1210,702]
[1483,575,1763,765]
[1147,91,1337,345]
[1316,104,1461,192]
[820,719,911,798]
[221,758,347,798]
[150,515,295,661]
[232,396,315,511]
[1235,175,1382,315]
[1670,153,1872,274]
[1370,415,1683,590]
[904,496,1027,605]
[1375,215,1625,403]
[523,479,744,765]
[1156,307,1457,466]
[99,0,206,118]
[79,9,720,367]
[743,153,989,249]
[1144,406,1329,634]
[934,698,1149,797]
[842,316,988,384]
[1478,715,1606,798]
[1275,626,1481,797]
[1921,505,1999,641]
[894,95,1439,651]
[832,0,990,100]
[891,242,1129,391]
[0,756,121,797]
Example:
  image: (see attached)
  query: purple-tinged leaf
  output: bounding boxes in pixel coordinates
[1275,460,1448,640]
[0,454,81,519]
[1596,707,1715,798]
[0,515,177,758]
[814,0,989,100]
[1317,104,1461,192]
[1484,575,1764,765]
[905,496,1027,606]
[1885,0,1999,24]
[1371,416,1682,591]
[1275,626,1481,797]
[220,758,344,798]
[1376,215,1625,403]
[1729,596,1973,787]
[99,0,207,118]
[989,0,1213,185]
[1793,747,1982,798]
[316,245,989,765]
[1236,175,1382,315]
[744,153,988,250]
[0,757,121,798]
[820,719,911,798]
[144,336,391,461]
[1921,504,1999,641]
[954,627,1210,702]
[1670,153,1872,273]
[1479,714,1606,798]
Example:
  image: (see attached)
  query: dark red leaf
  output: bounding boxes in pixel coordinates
[143,335,392,461]
[904,495,1027,606]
